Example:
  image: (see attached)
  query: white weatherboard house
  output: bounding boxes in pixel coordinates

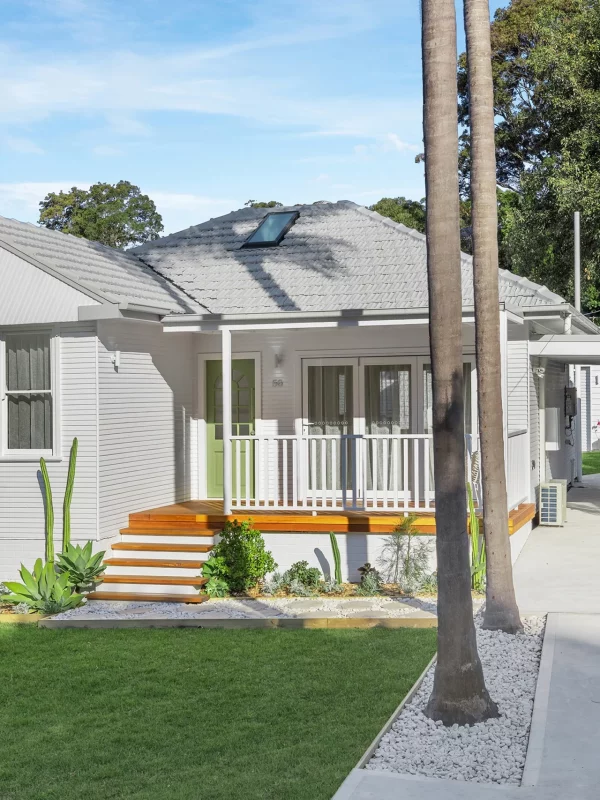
[0,201,598,600]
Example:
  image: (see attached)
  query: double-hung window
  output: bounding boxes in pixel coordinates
[2,332,55,454]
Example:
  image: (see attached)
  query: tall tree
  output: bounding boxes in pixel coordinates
[464,0,523,633]
[369,197,426,232]
[39,181,163,249]
[421,0,498,725]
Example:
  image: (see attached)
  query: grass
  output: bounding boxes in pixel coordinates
[582,451,600,475]
[0,626,436,800]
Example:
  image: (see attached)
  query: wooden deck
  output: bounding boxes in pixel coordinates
[129,500,536,536]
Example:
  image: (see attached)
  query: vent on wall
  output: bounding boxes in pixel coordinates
[539,482,566,526]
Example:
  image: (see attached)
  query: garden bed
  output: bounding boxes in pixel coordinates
[365,615,545,785]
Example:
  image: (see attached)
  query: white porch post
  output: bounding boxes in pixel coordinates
[222,327,233,515]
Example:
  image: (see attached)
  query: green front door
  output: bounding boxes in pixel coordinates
[206,359,255,499]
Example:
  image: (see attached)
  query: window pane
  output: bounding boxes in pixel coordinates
[6,333,52,449]
[8,394,52,449]
[244,212,298,246]
[365,365,411,434]
[6,334,51,391]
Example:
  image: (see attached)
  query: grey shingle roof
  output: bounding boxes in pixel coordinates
[133,201,565,315]
[0,216,199,313]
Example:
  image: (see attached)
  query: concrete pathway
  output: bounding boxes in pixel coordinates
[333,612,600,800]
[513,473,600,614]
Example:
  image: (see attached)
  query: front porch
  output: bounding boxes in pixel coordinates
[120,498,536,535]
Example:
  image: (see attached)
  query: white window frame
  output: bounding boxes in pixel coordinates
[0,326,61,460]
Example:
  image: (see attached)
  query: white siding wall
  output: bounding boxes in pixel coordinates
[507,328,529,433]
[544,359,576,482]
[0,248,99,323]
[97,321,195,539]
[529,357,541,499]
[0,323,98,579]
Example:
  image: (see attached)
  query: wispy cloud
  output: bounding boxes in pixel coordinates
[5,136,44,154]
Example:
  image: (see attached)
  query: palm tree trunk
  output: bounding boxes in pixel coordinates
[464,0,523,634]
[422,0,498,726]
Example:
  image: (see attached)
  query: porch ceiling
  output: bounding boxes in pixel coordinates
[530,335,600,364]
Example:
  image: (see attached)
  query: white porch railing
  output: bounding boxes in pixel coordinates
[506,429,529,511]
[230,433,482,513]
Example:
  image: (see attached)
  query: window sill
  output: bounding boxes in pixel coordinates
[0,455,63,463]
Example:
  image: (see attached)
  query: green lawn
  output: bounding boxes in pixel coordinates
[0,626,436,800]
[582,451,600,474]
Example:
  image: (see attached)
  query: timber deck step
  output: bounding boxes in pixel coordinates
[87,591,209,604]
[104,558,206,569]
[111,543,213,553]
[101,575,207,586]
[120,527,218,537]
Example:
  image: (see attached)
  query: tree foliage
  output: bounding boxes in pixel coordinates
[244,200,283,208]
[38,181,163,249]
[369,196,426,232]
[459,0,600,309]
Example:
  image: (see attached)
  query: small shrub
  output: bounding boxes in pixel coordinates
[202,555,229,581]
[203,576,229,598]
[55,541,106,592]
[286,560,321,589]
[419,571,438,594]
[261,571,287,595]
[356,571,381,596]
[211,519,276,593]
[3,559,83,614]
[288,578,318,597]
[377,515,432,595]
[320,579,343,594]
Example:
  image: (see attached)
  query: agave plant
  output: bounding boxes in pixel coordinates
[3,559,83,614]
[55,542,106,592]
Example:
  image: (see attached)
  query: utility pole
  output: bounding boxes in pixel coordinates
[574,211,583,483]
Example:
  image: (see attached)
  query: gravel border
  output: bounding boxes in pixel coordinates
[366,616,545,785]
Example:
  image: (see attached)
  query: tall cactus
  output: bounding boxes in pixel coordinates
[329,532,342,584]
[62,437,78,551]
[40,457,54,564]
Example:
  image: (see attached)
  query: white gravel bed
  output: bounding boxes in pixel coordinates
[367,616,545,785]
[52,595,438,621]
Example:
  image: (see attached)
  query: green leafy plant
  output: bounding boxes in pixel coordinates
[62,437,78,551]
[329,532,342,584]
[288,578,318,597]
[356,570,382,596]
[286,560,321,589]
[39,457,54,564]
[356,562,382,595]
[55,542,106,592]
[2,559,83,614]
[320,579,343,595]
[468,482,486,593]
[377,515,432,595]
[211,519,276,593]
[261,571,287,595]
[202,555,229,581]
[419,571,438,594]
[203,576,229,598]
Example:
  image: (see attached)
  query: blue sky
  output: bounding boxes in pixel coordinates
[0,0,507,235]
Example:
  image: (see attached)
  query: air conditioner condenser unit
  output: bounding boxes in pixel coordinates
[539,482,566,526]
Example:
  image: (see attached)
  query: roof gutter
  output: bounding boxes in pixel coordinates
[161,305,474,331]
[521,303,599,335]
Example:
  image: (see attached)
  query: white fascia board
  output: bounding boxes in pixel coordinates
[162,307,477,333]
[529,335,600,363]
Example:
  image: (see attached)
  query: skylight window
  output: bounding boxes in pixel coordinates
[242,211,299,248]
